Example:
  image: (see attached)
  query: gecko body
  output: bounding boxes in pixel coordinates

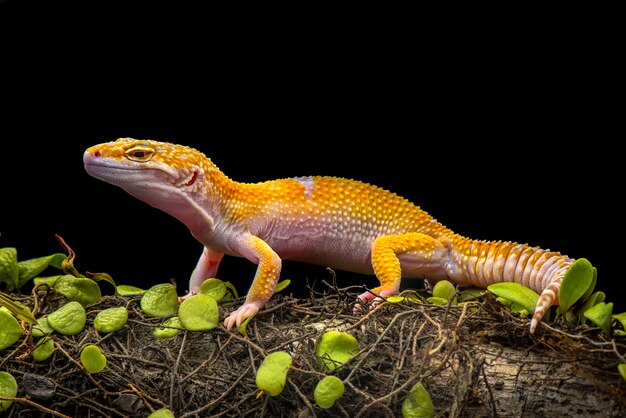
[84,138,575,332]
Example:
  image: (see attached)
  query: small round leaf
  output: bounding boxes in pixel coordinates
[0,247,18,288]
[54,275,102,306]
[315,331,359,372]
[0,309,23,350]
[140,283,179,317]
[402,383,435,418]
[199,278,227,301]
[47,301,87,335]
[80,344,107,373]
[32,336,56,362]
[148,408,176,418]
[178,294,219,331]
[94,307,128,333]
[33,275,62,288]
[116,284,147,295]
[32,317,54,338]
[0,371,18,412]
[426,296,449,306]
[432,280,455,301]
[153,317,183,338]
[255,351,292,396]
[314,375,345,409]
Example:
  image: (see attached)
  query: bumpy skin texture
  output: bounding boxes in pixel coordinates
[84,138,575,333]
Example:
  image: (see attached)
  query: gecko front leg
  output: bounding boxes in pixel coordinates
[183,247,224,299]
[223,234,282,330]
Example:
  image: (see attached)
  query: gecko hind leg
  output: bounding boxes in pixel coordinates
[355,232,449,311]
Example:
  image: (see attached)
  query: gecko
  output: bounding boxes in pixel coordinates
[83,138,576,333]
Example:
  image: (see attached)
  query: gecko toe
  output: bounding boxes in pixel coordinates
[224,303,261,331]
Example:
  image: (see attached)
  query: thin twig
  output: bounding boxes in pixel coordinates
[0,396,72,418]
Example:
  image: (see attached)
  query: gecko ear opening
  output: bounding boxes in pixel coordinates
[185,171,199,186]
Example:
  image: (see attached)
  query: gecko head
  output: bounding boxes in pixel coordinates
[84,138,220,232]
[83,138,207,190]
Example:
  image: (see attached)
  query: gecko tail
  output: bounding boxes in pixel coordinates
[529,278,563,333]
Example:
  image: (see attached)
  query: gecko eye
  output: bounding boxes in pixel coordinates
[125,146,155,162]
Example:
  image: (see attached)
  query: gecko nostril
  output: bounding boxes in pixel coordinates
[94,151,101,157]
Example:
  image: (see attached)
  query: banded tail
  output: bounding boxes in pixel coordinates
[449,237,574,333]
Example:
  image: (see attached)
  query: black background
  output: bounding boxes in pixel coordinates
[1,1,623,313]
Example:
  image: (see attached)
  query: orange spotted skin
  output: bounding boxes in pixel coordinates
[84,138,574,332]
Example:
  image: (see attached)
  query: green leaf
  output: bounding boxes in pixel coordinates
[33,275,63,288]
[0,309,23,350]
[613,312,626,331]
[223,281,239,299]
[583,302,613,334]
[426,296,449,306]
[80,344,107,373]
[579,266,597,303]
[32,317,54,338]
[559,258,594,314]
[458,287,484,302]
[457,301,479,313]
[153,317,183,338]
[386,296,405,303]
[509,302,529,318]
[17,253,65,287]
[487,282,539,314]
[0,292,37,323]
[32,336,56,362]
[0,247,19,288]
[575,291,605,325]
[198,278,227,302]
[178,294,219,331]
[237,312,256,337]
[314,376,345,409]
[618,364,626,383]
[116,284,147,295]
[140,283,179,317]
[0,371,18,412]
[496,297,512,308]
[47,301,87,335]
[53,275,102,306]
[402,383,435,418]
[274,279,291,293]
[255,351,292,396]
[432,280,455,301]
[315,331,359,372]
[94,307,128,333]
[148,408,176,418]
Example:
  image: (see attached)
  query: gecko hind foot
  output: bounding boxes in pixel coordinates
[223,301,264,331]
[353,289,397,313]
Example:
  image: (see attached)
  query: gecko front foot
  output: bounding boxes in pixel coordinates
[223,301,265,331]
[179,291,196,301]
[353,289,397,313]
